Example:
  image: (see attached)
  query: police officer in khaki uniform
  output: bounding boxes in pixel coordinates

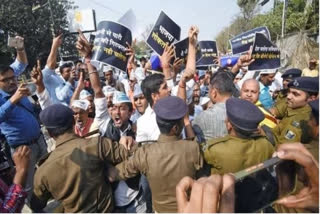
[272,77,319,144]
[273,68,302,118]
[301,99,319,161]
[30,104,131,213]
[203,97,274,175]
[115,96,203,213]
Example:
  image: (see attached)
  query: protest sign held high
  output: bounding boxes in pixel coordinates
[67,9,96,33]
[196,40,218,68]
[230,26,270,55]
[146,11,181,55]
[91,21,132,72]
[174,37,189,63]
[248,32,280,71]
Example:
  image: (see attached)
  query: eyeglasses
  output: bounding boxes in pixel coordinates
[0,76,17,83]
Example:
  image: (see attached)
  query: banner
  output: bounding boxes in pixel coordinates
[196,41,218,68]
[67,9,96,33]
[230,26,270,55]
[248,33,280,71]
[146,11,181,55]
[91,21,132,72]
[174,37,189,63]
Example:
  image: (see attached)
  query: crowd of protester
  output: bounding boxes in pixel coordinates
[0,25,319,213]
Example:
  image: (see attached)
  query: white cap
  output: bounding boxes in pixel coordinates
[112,91,131,104]
[103,86,116,96]
[71,100,90,111]
[79,90,92,100]
[260,69,277,74]
[103,65,113,73]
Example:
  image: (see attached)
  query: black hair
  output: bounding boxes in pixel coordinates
[126,102,133,112]
[140,57,146,62]
[46,123,73,138]
[156,116,181,134]
[59,62,73,74]
[210,71,234,95]
[141,73,165,107]
[74,59,82,65]
[0,65,13,75]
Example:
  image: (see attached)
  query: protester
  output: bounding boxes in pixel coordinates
[258,70,276,109]
[0,146,30,213]
[41,35,75,105]
[103,65,126,93]
[0,37,47,203]
[130,85,148,124]
[240,79,277,129]
[76,31,146,213]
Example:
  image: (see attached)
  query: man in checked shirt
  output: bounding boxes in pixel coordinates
[0,145,30,213]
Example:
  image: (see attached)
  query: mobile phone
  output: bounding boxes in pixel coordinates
[7,37,23,49]
[234,157,297,213]
[25,82,37,96]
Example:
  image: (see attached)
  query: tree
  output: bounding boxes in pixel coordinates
[134,24,153,57]
[237,0,260,22]
[0,0,77,69]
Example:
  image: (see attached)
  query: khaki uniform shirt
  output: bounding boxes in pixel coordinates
[273,91,288,119]
[204,135,274,174]
[33,134,129,213]
[115,134,203,213]
[272,105,311,145]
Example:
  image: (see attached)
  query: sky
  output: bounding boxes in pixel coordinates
[72,0,274,40]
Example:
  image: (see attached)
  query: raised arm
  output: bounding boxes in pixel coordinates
[160,44,176,89]
[231,46,255,75]
[10,36,28,76]
[177,26,199,139]
[46,35,62,70]
[70,71,85,106]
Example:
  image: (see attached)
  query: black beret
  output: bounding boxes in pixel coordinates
[309,99,319,124]
[40,104,74,129]
[154,96,187,121]
[226,98,265,131]
[288,77,319,93]
[281,68,302,79]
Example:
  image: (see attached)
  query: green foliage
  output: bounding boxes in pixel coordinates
[216,0,319,52]
[0,0,77,69]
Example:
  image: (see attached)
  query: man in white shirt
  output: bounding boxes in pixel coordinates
[136,73,170,143]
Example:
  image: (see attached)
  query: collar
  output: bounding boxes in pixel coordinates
[119,122,132,136]
[55,133,79,148]
[0,89,12,98]
[144,105,154,115]
[158,134,180,143]
[259,82,269,91]
[287,105,311,117]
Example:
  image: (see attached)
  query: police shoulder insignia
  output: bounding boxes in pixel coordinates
[291,121,300,128]
[285,130,296,140]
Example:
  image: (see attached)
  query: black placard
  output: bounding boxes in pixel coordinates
[196,41,218,68]
[230,26,270,55]
[91,21,132,72]
[146,11,181,55]
[248,33,280,71]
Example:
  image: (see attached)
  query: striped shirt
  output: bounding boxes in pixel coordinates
[193,102,228,142]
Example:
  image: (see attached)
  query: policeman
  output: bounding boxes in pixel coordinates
[272,77,319,144]
[115,96,203,213]
[30,104,130,212]
[301,99,319,160]
[272,68,302,118]
[203,97,274,175]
